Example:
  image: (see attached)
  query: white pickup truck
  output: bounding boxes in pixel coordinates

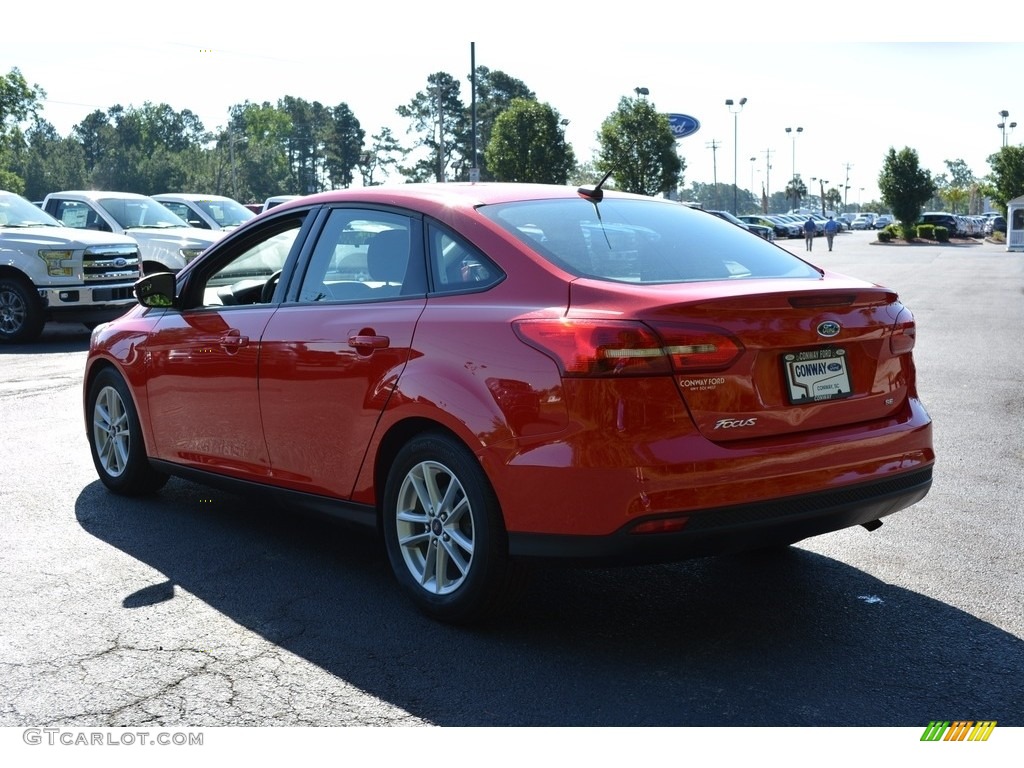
[41,190,223,275]
[0,190,141,343]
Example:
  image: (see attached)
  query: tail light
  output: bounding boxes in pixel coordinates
[513,319,743,377]
[890,307,916,355]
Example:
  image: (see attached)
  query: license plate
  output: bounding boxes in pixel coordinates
[783,347,853,403]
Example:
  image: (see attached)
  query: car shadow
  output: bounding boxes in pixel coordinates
[75,479,1022,727]
[1,323,92,354]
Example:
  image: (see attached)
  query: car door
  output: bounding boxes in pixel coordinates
[144,212,310,478]
[257,207,427,500]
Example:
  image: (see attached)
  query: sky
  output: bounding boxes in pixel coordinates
[4,3,1021,207]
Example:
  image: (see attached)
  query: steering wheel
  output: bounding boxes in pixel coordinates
[260,270,283,303]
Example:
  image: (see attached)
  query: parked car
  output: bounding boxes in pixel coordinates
[918,212,959,236]
[152,193,255,231]
[706,209,775,241]
[84,183,934,623]
[873,214,894,229]
[739,215,793,240]
[42,191,223,275]
[261,195,301,212]
[0,190,140,343]
[984,215,1006,235]
[851,214,874,230]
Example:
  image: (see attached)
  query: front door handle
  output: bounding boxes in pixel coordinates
[219,331,249,353]
[348,334,390,352]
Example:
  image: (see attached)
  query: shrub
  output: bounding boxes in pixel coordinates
[878,229,893,242]
[934,226,950,243]
[917,224,936,240]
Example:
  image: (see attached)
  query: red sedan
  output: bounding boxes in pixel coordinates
[84,182,934,623]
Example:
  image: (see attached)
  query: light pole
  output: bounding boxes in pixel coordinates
[998,110,1017,147]
[785,126,802,183]
[725,97,747,214]
[750,156,756,203]
[819,179,829,217]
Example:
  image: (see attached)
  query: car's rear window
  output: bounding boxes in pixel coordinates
[479,197,820,284]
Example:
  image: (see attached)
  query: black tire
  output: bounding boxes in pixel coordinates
[86,368,168,496]
[382,433,524,624]
[0,277,45,344]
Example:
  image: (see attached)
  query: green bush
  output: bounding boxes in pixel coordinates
[934,226,950,243]
[917,224,935,240]
[877,229,893,242]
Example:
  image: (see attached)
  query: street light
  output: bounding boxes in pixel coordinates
[998,110,1017,147]
[725,97,747,214]
[750,156,757,199]
[785,126,802,182]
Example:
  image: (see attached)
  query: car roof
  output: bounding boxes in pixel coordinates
[52,190,151,200]
[154,193,234,202]
[268,182,665,216]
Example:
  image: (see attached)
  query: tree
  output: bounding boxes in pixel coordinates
[322,102,364,189]
[1,68,47,192]
[358,127,406,187]
[397,72,467,182]
[470,67,535,180]
[877,147,935,236]
[784,175,807,211]
[986,145,1024,214]
[484,99,574,184]
[687,182,755,212]
[596,96,683,197]
[939,158,975,213]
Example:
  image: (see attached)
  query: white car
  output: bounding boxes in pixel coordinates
[261,195,302,212]
[42,191,225,274]
[152,193,255,232]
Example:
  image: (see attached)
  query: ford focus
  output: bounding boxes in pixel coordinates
[84,182,934,623]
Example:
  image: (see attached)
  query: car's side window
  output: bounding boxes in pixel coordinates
[297,209,423,303]
[189,217,305,308]
[427,224,503,294]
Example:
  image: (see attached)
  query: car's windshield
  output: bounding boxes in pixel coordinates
[98,197,187,229]
[0,192,62,227]
[479,197,821,284]
[194,198,255,228]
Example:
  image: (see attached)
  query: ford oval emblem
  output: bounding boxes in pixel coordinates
[114,258,127,268]
[817,321,841,338]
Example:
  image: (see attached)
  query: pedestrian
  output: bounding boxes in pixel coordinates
[824,215,839,252]
[803,216,817,251]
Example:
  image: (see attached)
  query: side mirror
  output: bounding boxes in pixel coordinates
[135,272,177,308]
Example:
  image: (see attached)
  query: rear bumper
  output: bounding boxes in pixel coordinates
[507,466,932,564]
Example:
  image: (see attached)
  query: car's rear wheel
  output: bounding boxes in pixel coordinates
[382,432,523,623]
[87,368,168,495]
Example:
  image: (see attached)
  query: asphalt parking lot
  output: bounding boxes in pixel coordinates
[0,229,1021,730]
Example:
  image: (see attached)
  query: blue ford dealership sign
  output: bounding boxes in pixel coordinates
[667,114,700,139]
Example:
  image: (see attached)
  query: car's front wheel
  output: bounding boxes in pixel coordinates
[87,368,168,495]
[0,277,45,344]
[382,433,523,623]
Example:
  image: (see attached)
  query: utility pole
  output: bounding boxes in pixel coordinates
[842,162,853,209]
[762,148,774,208]
[706,140,720,189]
